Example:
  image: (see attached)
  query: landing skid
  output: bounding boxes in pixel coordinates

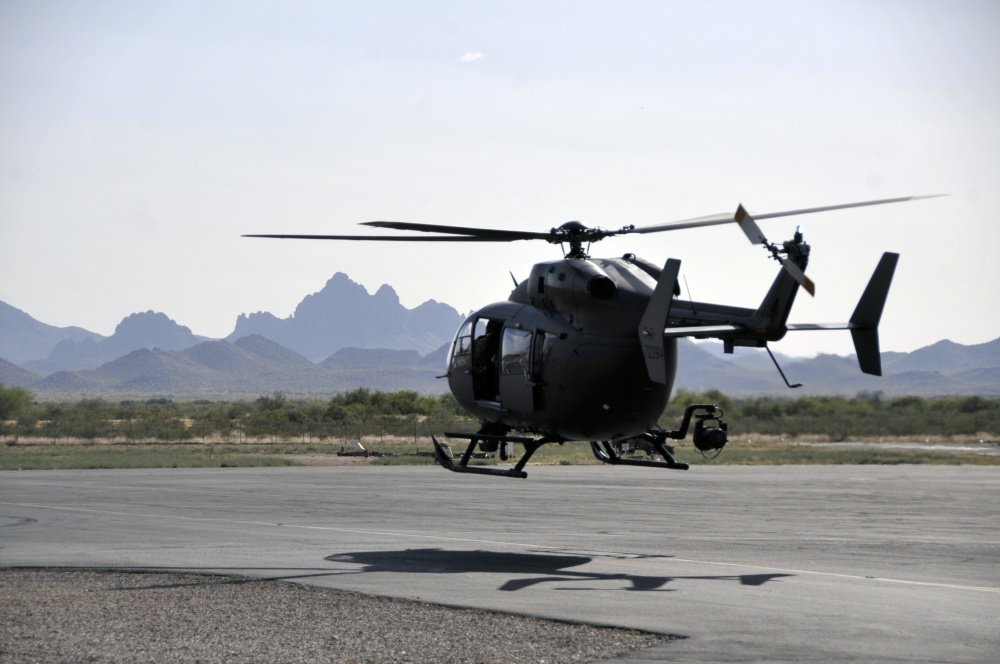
[432,404,725,479]
[432,432,559,479]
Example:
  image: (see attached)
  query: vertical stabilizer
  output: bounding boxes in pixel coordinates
[639,258,680,383]
[849,252,899,375]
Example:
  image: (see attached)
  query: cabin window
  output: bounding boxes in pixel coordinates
[536,331,558,374]
[500,328,532,375]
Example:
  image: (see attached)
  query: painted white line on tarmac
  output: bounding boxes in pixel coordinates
[4,500,999,595]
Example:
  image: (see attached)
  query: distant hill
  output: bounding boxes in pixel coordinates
[41,347,221,391]
[36,335,446,396]
[675,337,1000,396]
[418,343,450,369]
[0,356,41,388]
[882,338,1000,374]
[674,341,781,393]
[0,301,103,364]
[232,334,314,369]
[25,311,206,374]
[228,273,463,360]
[322,347,424,369]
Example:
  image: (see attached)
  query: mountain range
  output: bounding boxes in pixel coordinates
[1,273,463,372]
[1,274,998,397]
[677,338,1000,397]
[23,335,447,395]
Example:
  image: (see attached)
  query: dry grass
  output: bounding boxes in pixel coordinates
[3,432,999,471]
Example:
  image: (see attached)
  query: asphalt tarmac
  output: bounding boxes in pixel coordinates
[2,464,998,662]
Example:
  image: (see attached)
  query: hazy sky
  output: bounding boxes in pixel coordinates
[2,0,998,357]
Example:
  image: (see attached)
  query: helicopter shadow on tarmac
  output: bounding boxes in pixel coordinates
[323,548,792,592]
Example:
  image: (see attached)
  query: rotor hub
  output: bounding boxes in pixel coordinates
[550,221,611,258]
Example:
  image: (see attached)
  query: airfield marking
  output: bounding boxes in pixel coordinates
[4,499,999,595]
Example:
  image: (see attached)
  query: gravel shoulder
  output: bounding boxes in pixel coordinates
[0,569,672,663]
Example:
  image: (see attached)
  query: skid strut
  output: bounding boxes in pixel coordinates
[589,404,727,470]
[590,431,689,470]
[433,432,558,479]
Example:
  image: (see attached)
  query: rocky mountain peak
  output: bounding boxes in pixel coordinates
[374,284,401,305]
[228,272,464,360]
[110,311,198,350]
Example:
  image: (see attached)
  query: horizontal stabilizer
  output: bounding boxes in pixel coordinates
[663,324,740,338]
[786,323,851,331]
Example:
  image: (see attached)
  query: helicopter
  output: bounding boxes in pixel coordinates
[245,194,940,478]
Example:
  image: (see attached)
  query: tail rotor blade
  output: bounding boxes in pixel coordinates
[735,204,768,245]
[780,257,816,297]
[737,205,815,297]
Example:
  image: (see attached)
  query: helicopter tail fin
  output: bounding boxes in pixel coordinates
[785,251,899,375]
[848,252,899,376]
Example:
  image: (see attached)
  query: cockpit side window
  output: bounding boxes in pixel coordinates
[450,319,475,371]
[472,319,503,400]
[500,328,533,375]
[536,331,557,375]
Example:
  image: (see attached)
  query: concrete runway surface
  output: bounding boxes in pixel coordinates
[2,464,998,662]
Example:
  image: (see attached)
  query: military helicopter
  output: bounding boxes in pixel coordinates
[246,194,939,478]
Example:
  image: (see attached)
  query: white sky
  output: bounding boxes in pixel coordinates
[1,0,998,357]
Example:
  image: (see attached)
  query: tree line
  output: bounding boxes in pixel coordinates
[0,384,997,443]
[666,389,998,439]
[0,386,470,443]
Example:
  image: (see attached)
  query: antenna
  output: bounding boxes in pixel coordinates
[683,274,697,314]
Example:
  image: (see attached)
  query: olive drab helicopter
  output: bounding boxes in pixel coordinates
[246,194,940,478]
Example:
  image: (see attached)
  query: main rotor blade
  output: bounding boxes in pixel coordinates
[627,194,946,235]
[363,221,553,241]
[244,194,944,247]
[627,212,733,234]
[754,194,946,220]
[242,233,516,242]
